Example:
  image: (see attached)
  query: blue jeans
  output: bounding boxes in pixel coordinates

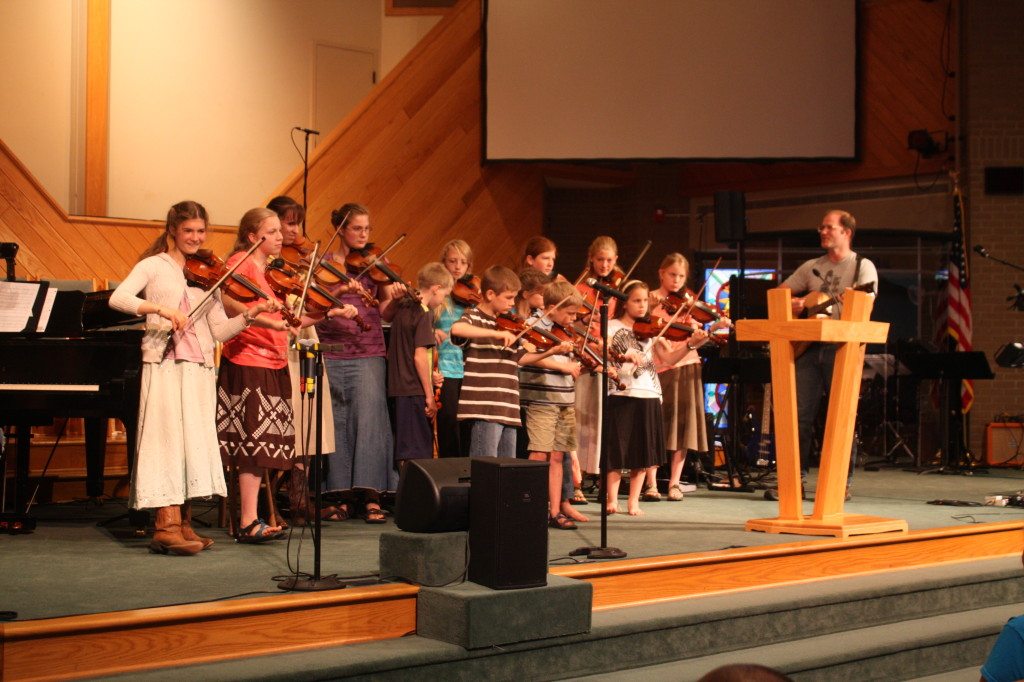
[795,344,856,479]
[468,420,517,458]
[324,356,397,493]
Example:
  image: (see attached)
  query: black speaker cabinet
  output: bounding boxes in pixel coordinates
[714,190,747,243]
[394,457,471,533]
[468,457,548,590]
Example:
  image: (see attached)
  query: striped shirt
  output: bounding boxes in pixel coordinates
[453,308,526,426]
[519,316,574,406]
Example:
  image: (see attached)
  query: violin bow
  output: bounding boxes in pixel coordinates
[351,232,407,281]
[308,210,351,274]
[631,256,722,369]
[289,242,320,323]
[617,239,652,288]
[506,291,576,347]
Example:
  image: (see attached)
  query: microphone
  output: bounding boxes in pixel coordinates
[296,339,317,396]
[974,245,990,258]
[585,278,628,302]
[293,126,320,136]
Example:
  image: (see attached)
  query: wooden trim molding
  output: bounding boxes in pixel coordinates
[84,0,110,216]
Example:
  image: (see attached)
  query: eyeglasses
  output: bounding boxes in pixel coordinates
[346,225,372,234]
[817,225,843,233]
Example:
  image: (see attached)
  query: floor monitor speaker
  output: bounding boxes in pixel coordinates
[468,457,548,589]
[394,457,471,533]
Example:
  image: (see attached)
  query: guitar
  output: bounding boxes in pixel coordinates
[793,283,875,358]
[746,385,775,468]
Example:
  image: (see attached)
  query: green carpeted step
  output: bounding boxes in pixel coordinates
[566,602,1024,681]
[101,557,1024,681]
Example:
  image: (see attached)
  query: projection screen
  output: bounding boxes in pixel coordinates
[483,0,856,162]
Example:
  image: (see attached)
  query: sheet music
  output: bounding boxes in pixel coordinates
[35,287,58,332]
[0,281,47,332]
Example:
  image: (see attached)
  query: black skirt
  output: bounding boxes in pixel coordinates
[604,396,666,470]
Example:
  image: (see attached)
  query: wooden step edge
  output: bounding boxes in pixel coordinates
[0,581,419,641]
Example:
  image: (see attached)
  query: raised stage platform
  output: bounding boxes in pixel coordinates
[2,468,1023,680]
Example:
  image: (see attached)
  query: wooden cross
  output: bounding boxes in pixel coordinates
[736,287,907,538]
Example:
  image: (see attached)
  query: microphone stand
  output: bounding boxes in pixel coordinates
[296,128,319,238]
[974,246,1024,310]
[279,340,345,591]
[572,298,626,560]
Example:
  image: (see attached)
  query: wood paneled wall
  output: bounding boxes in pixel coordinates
[674,0,953,196]
[2,0,956,281]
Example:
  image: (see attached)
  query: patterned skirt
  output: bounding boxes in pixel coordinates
[216,357,295,470]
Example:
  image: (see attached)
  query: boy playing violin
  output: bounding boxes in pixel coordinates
[520,280,589,529]
[451,266,572,457]
[387,262,453,466]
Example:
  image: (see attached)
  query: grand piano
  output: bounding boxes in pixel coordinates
[0,288,143,519]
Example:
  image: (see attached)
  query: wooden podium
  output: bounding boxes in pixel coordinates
[736,288,908,538]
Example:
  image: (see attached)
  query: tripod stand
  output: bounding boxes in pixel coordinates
[863,348,915,469]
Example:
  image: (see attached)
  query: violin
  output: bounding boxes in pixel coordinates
[265,259,370,331]
[657,287,721,324]
[494,313,560,351]
[279,234,314,271]
[184,251,301,328]
[576,265,627,312]
[549,322,626,390]
[451,274,482,307]
[278,239,379,309]
[345,243,421,303]
[631,314,697,343]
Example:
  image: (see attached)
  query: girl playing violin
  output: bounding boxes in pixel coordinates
[434,239,475,457]
[646,253,731,501]
[574,235,621,476]
[521,235,557,276]
[266,196,356,526]
[218,207,329,542]
[109,200,281,555]
[605,280,695,515]
[315,203,404,523]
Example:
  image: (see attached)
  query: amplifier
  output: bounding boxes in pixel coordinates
[986,423,1024,466]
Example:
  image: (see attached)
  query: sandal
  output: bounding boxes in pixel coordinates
[363,506,387,524]
[641,486,662,502]
[548,513,577,530]
[236,518,279,544]
[321,504,349,522]
[570,488,589,505]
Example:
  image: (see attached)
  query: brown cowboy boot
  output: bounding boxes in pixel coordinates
[180,501,214,550]
[150,506,203,556]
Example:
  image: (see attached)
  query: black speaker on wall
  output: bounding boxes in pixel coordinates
[714,190,747,243]
[468,457,548,590]
[394,457,471,533]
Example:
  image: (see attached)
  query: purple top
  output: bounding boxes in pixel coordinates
[314,254,386,360]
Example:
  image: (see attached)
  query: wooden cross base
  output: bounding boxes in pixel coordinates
[737,287,908,539]
[745,514,908,538]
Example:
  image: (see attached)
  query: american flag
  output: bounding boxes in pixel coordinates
[946,187,973,412]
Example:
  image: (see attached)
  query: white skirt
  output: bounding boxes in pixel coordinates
[130,360,227,509]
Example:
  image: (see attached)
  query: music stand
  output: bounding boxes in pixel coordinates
[702,355,771,492]
[901,351,994,474]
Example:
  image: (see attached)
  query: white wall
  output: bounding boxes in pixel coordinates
[107,0,382,224]
[0,0,438,223]
[0,0,76,211]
